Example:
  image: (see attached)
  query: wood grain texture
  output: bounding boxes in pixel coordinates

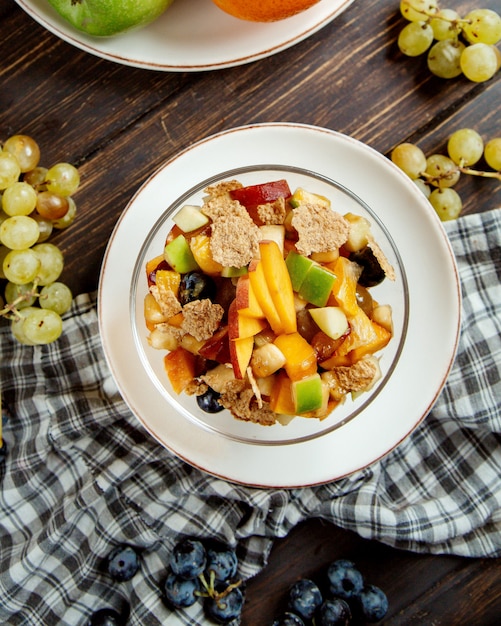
[1,0,500,623]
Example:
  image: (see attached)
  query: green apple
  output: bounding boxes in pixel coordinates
[292,373,325,414]
[164,234,199,274]
[299,264,337,307]
[172,205,209,234]
[285,250,314,292]
[47,0,174,37]
[309,307,349,340]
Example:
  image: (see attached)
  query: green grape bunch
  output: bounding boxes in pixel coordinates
[0,134,80,345]
[390,128,501,221]
[398,1,501,82]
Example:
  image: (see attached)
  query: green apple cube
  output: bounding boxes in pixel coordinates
[285,250,315,291]
[298,264,337,307]
[221,266,248,278]
[292,373,324,413]
[309,307,349,339]
[164,235,200,274]
[172,204,209,233]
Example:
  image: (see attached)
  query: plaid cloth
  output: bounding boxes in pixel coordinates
[1,208,500,626]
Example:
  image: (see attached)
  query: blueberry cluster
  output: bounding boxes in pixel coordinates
[272,559,388,626]
[163,538,244,624]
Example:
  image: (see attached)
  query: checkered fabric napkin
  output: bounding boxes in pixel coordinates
[1,208,500,625]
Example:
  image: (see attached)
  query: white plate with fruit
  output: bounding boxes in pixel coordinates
[14,0,355,71]
[98,123,461,487]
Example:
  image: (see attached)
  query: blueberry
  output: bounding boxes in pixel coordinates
[317,598,352,626]
[179,271,216,306]
[206,547,238,582]
[204,585,244,624]
[170,538,207,580]
[107,545,140,582]
[164,571,201,608]
[197,387,224,413]
[358,584,388,622]
[272,612,306,626]
[287,578,323,620]
[327,559,364,600]
[87,608,127,626]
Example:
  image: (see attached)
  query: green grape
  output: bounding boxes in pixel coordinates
[429,188,462,221]
[23,308,63,344]
[398,21,434,56]
[400,0,438,22]
[391,142,427,179]
[447,128,484,166]
[0,152,21,190]
[462,9,501,45]
[484,138,501,170]
[430,9,461,41]
[10,306,38,345]
[4,281,37,309]
[413,178,431,198]
[427,39,465,78]
[425,154,460,188]
[460,43,499,82]
[45,162,80,197]
[32,242,64,285]
[0,215,40,249]
[39,282,72,315]
[23,166,48,188]
[3,248,41,284]
[2,181,38,216]
[52,196,77,229]
[3,135,40,173]
[0,245,9,279]
[36,190,69,220]
[32,213,54,243]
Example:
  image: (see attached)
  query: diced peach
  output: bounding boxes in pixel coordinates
[337,307,378,356]
[145,254,165,279]
[144,292,168,331]
[163,347,196,394]
[235,274,265,319]
[349,321,392,363]
[228,299,268,340]
[259,239,297,334]
[327,256,362,317]
[229,335,255,379]
[248,258,284,334]
[189,234,224,276]
[269,371,296,415]
[167,311,184,328]
[273,332,317,381]
[155,269,181,298]
[318,351,352,369]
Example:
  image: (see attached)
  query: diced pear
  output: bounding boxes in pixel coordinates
[290,187,331,209]
[371,304,393,333]
[343,213,371,252]
[251,342,287,378]
[258,225,285,253]
[309,307,349,340]
[172,204,209,233]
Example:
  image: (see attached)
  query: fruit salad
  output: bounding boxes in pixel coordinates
[143,178,396,426]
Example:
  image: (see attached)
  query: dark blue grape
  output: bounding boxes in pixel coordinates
[206,547,238,582]
[317,598,352,626]
[327,559,364,600]
[170,538,207,579]
[87,608,127,626]
[163,571,201,609]
[179,271,216,305]
[197,387,224,413]
[287,578,323,620]
[107,545,140,582]
[358,584,388,622]
[204,586,244,624]
[272,612,306,626]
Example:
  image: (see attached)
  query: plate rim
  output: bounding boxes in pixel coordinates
[14,0,356,71]
[98,122,462,488]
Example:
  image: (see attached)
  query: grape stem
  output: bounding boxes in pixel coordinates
[0,280,41,320]
[459,165,501,181]
[401,0,472,26]
[195,570,242,602]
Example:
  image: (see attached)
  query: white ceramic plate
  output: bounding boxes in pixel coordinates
[98,123,461,487]
[14,0,355,71]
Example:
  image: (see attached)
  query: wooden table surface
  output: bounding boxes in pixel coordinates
[2,0,500,624]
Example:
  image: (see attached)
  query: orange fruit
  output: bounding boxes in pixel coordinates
[211,0,321,22]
